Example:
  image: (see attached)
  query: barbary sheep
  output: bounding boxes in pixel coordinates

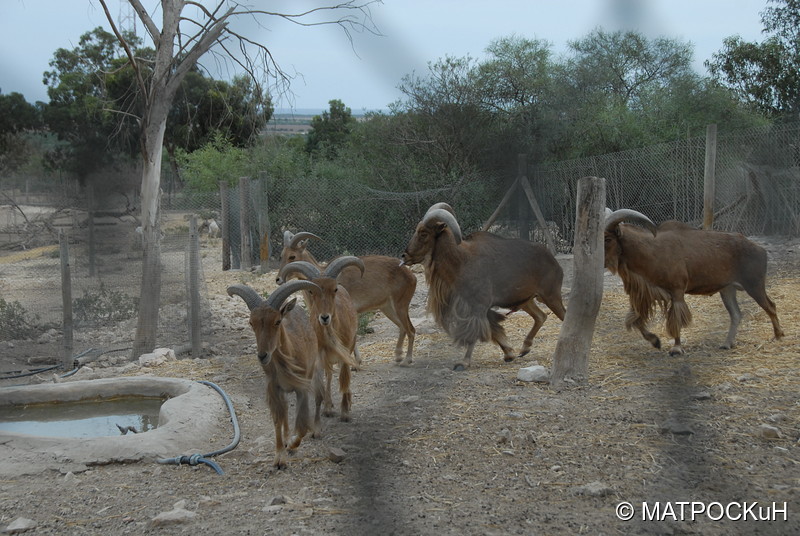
[604,208,784,355]
[278,256,364,422]
[227,280,324,468]
[278,231,417,365]
[400,204,566,370]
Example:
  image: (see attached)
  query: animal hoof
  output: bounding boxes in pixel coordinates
[453,363,466,372]
[339,415,351,423]
[504,355,516,363]
[517,349,530,358]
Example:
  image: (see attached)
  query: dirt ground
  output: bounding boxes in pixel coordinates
[1,235,799,535]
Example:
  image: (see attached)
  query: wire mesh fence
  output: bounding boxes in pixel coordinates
[1,121,799,358]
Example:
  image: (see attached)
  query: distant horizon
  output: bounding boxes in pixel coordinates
[272,107,390,117]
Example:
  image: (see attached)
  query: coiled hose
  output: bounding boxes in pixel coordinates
[156,380,241,475]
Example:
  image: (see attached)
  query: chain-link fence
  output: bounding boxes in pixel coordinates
[1,121,799,359]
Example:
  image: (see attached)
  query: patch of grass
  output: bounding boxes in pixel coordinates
[357,312,375,335]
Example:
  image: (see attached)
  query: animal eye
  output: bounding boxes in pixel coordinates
[288,255,296,261]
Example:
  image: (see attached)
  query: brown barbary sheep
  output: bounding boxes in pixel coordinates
[604,208,784,355]
[227,280,324,469]
[278,256,364,422]
[400,204,566,370]
[278,231,417,365]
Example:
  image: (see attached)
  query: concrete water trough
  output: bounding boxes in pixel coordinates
[0,376,231,477]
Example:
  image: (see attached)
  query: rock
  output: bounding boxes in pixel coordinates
[759,424,782,439]
[269,496,287,506]
[517,365,550,382]
[138,347,176,367]
[3,518,37,534]
[693,391,712,401]
[737,373,758,382]
[659,418,695,435]
[148,500,196,528]
[328,447,347,463]
[496,428,512,445]
[573,481,614,497]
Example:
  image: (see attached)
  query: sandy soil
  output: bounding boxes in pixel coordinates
[1,236,799,535]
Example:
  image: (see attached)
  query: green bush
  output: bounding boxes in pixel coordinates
[0,298,43,340]
[73,284,138,327]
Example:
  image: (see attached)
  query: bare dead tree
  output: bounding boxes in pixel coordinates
[96,0,380,358]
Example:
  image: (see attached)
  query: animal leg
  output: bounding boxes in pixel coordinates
[352,344,362,370]
[454,342,476,371]
[517,300,548,358]
[666,295,692,356]
[744,282,785,340]
[288,391,311,451]
[625,308,661,349]
[486,309,515,362]
[338,363,352,422]
[382,304,416,365]
[270,392,289,469]
[312,369,325,438]
[719,285,742,349]
[323,360,335,417]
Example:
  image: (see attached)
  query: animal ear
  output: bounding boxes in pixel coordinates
[280,297,298,315]
[435,221,448,235]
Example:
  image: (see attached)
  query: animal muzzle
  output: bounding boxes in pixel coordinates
[319,314,332,326]
[258,352,272,365]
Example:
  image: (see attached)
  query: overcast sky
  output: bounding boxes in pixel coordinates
[1,0,769,113]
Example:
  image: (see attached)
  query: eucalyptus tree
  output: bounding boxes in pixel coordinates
[0,91,43,175]
[707,0,800,119]
[96,0,379,357]
[556,29,695,156]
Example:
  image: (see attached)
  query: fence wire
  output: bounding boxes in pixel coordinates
[1,121,799,356]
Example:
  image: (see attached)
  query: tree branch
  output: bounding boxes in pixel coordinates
[98,0,149,107]
[128,0,161,46]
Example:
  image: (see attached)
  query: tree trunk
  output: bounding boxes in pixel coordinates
[550,176,606,387]
[131,114,167,359]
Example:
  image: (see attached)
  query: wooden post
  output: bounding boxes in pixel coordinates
[550,176,606,388]
[258,174,271,273]
[239,176,252,271]
[703,124,717,230]
[219,181,231,271]
[59,230,74,371]
[87,182,96,277]
[188,216,202,357]
[482,177,519,232]
[520,177,557,255]
[516,154,530,240]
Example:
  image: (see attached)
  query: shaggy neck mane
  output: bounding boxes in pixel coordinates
[264,332,311,391]
[617,261,670,329]
[426,232,465,328]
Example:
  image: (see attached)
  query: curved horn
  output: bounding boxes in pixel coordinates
[265,279,319,309]
[605,209,657,236]
[282,230,294,247]
[279,261,321,283]
[227,284,267,312]
[426,202,456,218]
[288,231,322,249]
[422,208,462,244]
[323,256,365,279]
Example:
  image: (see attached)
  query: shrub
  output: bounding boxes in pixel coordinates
[0,298,43,340]
[73,284,138,327]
